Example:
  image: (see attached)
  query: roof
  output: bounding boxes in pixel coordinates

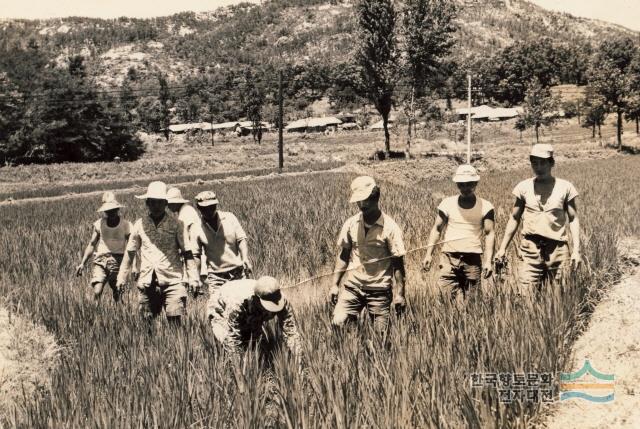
[369,119,395,130]
[455,105,521,120]
[168,123,206,132]
[285,116,343,130]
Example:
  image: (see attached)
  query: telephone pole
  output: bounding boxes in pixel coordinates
[467,74,472,164]
[278,70,284,171]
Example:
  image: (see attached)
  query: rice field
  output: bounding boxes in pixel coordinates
[0,156,638,428]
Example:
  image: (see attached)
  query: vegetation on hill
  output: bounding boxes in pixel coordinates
[0,0,639,163]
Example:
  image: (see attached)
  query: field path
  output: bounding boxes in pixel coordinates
[545,243,640,429]
[0,168,341,207]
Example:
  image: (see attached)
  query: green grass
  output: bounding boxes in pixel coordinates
[0,157,638,427]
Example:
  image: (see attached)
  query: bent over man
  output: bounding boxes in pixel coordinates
[422,165,495,303]
[330,176,406,333]
[495,144,581,293]
[116,181,199,323]
[207,276,301,357]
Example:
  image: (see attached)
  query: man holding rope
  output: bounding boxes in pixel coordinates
[330,176,406,333]
[194,191,253,294]
[495,144,581,293]
[422,165,495,303]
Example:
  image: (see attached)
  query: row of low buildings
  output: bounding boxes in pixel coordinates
[166,105,530,136]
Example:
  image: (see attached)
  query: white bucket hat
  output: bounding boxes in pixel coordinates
[135,181,168,200]
[452,164,480,183]
[97,191,124,212]
[166,187,188,204]
[349,176,377,203]
[254,276,285,313]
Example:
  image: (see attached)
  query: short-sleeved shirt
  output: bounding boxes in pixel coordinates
[512,177,579,242]
[337,212,406,291]
[201,211,247,274]
[93,218,131,255]
[438,196,494,254]
[178,204,203,254]
[126,212,186,286]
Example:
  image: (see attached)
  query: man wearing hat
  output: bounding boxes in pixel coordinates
[116,181,199,322]
[207,276,301,356]
[194,190,253,294]
[76,191,133,303]
[495,144,581,292]
[167,187,205,296]
[422,165,495,302]
[330,176,407,333]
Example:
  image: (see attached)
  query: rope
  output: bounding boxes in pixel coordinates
[281,236,469,290]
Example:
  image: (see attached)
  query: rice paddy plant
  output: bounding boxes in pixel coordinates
[0,157,638,427]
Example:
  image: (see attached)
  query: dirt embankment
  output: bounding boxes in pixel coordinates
[543,239,640,429]
[0,306,59,420]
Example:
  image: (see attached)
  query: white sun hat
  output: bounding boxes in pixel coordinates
[452,164,480,183]
[166,187,189,204]
[254,276,285,313]
[97,191,124,212]
[135,181,168,200]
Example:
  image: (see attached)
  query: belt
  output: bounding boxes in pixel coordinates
[523,234,564,246]
[212,266,244,280]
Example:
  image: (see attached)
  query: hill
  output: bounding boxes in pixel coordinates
[0,0,636,89]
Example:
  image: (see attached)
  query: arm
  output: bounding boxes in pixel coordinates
[116,250,137,289]
[278,302,302,357]
[422,210,447,271]
[482,210,496,279]
[495,198,525,261]
[76,227,100,276]
[391,256,406,311]
[177,220,200,289]
[330,247,350,304]
[238,239,252,275]
[566,199,581,268]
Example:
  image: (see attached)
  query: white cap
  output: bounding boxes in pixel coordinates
[530,143,554,159]
[349,176,377,203]
[254,276,285,313]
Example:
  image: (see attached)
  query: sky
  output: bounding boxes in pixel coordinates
[0,0,638,32]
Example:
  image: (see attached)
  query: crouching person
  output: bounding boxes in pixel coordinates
[207,276,302,359]
[116,181,199,324]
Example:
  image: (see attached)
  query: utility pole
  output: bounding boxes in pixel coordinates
[210,114,215,147]
[278,70,284,171]
[467,74,472,164]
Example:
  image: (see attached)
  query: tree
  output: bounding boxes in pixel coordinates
[354,0,398,154]
[3,63,143,164]
[582,90,607,140]
[158,74,171,141]
[241,70,265,144]
[588,37,638,149]
[400,0,457,155]
[517,78,559,143]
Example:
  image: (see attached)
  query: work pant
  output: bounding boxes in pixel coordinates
[138,272,187,318]
[437,252,482,302]
[332,285,392,332]
[518,234,569,292]
[205,266,246,294]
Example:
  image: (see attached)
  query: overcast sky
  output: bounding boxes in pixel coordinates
[1,1,639,31]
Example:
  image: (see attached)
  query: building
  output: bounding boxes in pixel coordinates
[285,117,343,133]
